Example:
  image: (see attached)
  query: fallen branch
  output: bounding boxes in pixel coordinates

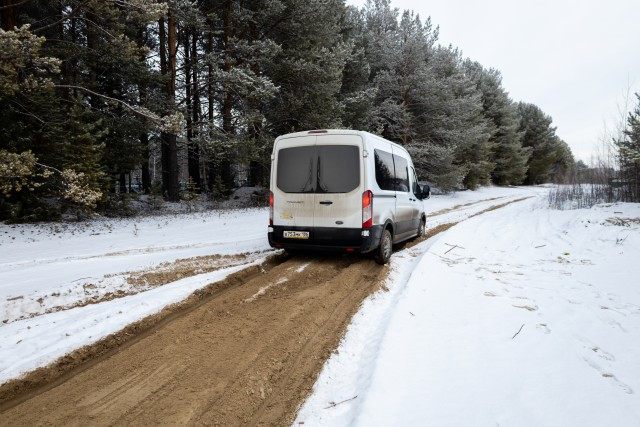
[324,395,358,409]
[511,323,525,339]
[444,243,465,249]
[535,244,546,248]
[616,235,629,246]
[444,243,464,255]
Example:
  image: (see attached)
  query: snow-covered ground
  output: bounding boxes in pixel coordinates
[0,208,269,384]
[297,191,640,426]
[9,183,638,427]
[1,208,268,322]
[0,186,529,386]
[4,185,637,424]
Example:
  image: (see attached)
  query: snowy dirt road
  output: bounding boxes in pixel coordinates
[1,253,387,425]
[0,188,535,425]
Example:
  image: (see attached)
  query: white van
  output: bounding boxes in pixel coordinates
[267,129,430,264]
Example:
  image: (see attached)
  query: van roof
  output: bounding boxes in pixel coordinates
[275,129,409,155]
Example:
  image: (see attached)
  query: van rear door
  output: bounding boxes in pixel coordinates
[312,134,363,229]
[273,136,316,228]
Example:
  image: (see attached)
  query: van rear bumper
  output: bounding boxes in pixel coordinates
[268,225,383,253]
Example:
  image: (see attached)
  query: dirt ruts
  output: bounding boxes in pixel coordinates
[0,198,530,425]
[0,253,387,426]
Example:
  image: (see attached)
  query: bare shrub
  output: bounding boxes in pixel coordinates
[548,183,617,210]
[548,155,618,210]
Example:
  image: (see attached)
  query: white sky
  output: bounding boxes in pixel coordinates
[346,0,640,162]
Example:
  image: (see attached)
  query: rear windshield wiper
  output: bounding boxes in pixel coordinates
[316,156,328,193]
[299,157,314,193]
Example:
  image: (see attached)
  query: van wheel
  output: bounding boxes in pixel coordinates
[375,228,393,265]
[417,217,426,237]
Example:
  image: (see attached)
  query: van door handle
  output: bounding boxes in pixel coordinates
[319,201,333,205]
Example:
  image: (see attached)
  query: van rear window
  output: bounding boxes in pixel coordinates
[277,145,360,193]
[317,146,359,193]
[277,146,316,193]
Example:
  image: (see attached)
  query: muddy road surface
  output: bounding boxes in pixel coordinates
[1,253,387,426]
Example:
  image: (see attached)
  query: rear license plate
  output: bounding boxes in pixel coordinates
[283,231,309,239]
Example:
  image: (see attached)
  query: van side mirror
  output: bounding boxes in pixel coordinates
[421,184,430,199]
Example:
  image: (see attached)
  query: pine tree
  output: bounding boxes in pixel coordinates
[415,47,491,189]
[615,93,640,201]
[264,0,349,134]
[338,6,377,131]
[464,61,531,185]
[2,0,581,220]
[517,102,572,184]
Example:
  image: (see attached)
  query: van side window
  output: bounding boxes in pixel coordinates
[374,149,395,191]
[393,155,409,192]
[411,166,419,195]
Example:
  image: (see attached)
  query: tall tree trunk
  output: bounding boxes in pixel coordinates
[189,30,201,188]
[138,26,151,193]
[168,14,177,104]
[159,14,180,201]
[184,28,193,146]
[141,133,151,192]
[119,173,126,193]
[166,13,180,201]
[61,4,73,101]
[400,68,410,144]
[222,0,233,134]
[247,27,264,188]
[158,17,169,196]
[85,8,99,105]
[220,0,234,191]
[205,16,215,193]
[0,0,21,31]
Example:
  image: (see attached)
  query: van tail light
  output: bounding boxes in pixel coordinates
[362,190,373,229]
[269,191,274,226]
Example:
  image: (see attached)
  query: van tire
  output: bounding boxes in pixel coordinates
[375,228,393,265]
[417,217,426,237]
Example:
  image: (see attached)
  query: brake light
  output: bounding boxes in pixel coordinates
[362,190,373,229]
[269,191,274,226]
[308,130,328,134]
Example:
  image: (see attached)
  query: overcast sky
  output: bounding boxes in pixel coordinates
[347,0,640,162]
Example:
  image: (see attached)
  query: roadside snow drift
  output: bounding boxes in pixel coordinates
[297,194,640,426]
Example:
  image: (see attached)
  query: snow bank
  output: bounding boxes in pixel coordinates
[0,259,264,385]
[297,195,640,425]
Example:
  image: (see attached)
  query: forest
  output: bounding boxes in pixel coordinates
[0,0,611,222]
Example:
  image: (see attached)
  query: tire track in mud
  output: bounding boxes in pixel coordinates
[0,196,532,425]
[0,258,277,412]
[426,195,507,218]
